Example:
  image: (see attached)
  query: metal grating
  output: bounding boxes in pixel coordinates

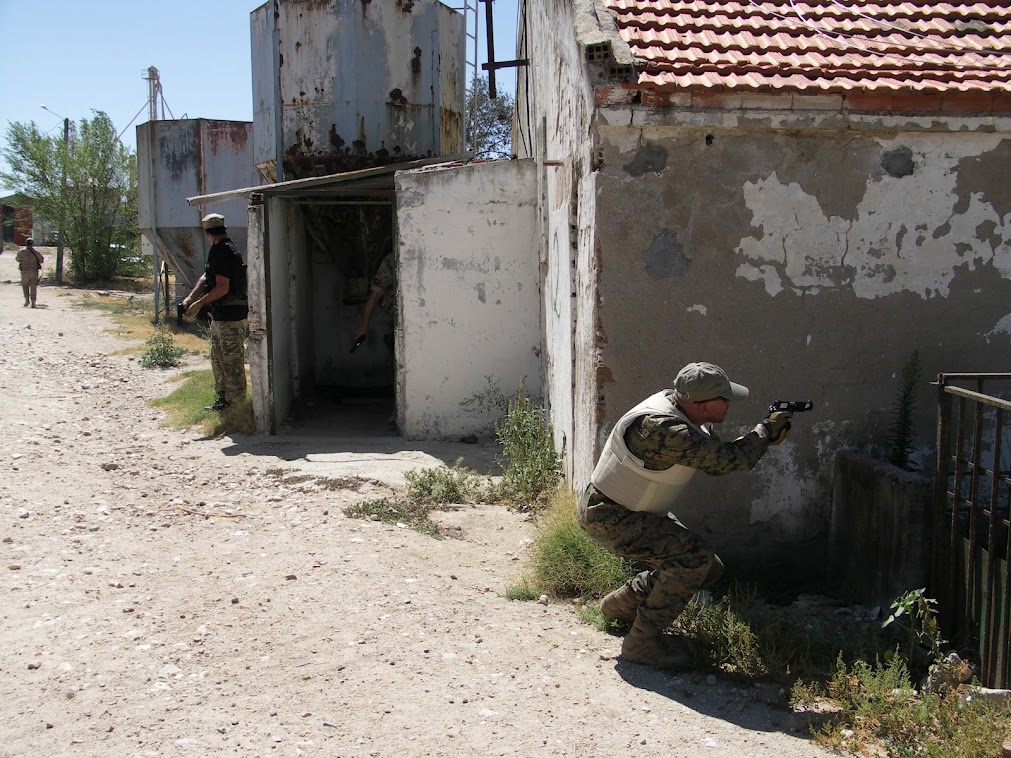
[932,373,1011,689]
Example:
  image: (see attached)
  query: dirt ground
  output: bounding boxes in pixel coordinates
[0,248,835,757]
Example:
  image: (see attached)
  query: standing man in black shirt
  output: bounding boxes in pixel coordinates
[181,213,248,411]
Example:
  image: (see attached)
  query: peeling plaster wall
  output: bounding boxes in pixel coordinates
[592,116,1011,572]
[396,160,541,439]
[516,0,600,485]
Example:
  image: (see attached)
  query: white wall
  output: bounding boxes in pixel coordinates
[396,159,541,439]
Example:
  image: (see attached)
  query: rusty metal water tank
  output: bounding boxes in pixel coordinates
[251,0,466,182]
[137,119,256,294]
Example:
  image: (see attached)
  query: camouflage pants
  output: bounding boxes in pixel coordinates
[210,318,248,403]
[578,486,724,631]
[21,271,39,305]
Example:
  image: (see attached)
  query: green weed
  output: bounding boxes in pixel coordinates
[140,325,185,368]
[886,348,922,471]
[527,488,633,598]
[800,655,1011,757]
[405,459,488,505]
[493,384,563,509]
[344,497,442,539]
[502,580,540,602]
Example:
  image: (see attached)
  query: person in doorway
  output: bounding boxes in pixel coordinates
[16,238,44,308]
[352,253,396,353]
[578,361,795,670]
[181,213,248,412]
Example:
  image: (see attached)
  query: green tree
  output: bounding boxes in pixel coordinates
[466,75,514,160]
[1,111,137,283]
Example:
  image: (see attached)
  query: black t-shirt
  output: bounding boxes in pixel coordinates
[205,238,248,321]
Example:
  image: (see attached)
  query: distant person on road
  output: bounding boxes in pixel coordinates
[352,253,396,354]
[16,238,44,308]
[579,362,795,671]
[181,213,248,412]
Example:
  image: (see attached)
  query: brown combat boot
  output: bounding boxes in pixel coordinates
[621,613,691,670]
[600,583,643,624]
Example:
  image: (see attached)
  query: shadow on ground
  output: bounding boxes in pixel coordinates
[217,389,503,482]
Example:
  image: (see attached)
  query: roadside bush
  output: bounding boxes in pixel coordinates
[141,325,184,368]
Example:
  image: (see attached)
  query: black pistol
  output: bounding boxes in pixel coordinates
[768,400,814,413]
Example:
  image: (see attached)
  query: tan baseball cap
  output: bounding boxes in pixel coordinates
[673,362,749,402]
[201,213,226,230]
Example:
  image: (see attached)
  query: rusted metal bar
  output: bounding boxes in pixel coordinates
[951,395,968,645]
[983,408,1002,685]
[932,374,954,625]
[942,385,1011,413]
[964,401,985,643]
[939,373,1011,380]
[1003,477,1011,689]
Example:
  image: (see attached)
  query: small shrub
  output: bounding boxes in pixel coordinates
[804,655,1011,757]
[140,325,185,368]
[673,593,767,677]
[494,384,563,508]
[405,459,488,505]
[529,489,633,598]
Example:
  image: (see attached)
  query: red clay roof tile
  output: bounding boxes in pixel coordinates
[602,0,1011,95]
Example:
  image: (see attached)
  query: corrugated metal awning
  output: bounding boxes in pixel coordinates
[186,155,471,206]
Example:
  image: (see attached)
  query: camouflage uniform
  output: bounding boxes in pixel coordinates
[579,413,769,631]
[210,318,247,403]
[16,246,44,307]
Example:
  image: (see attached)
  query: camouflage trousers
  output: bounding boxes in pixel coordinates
[578,486,724,631]
[21,271,39,306]
[210,318,248,403]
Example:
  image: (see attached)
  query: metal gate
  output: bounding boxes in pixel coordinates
[931,373,1011,688]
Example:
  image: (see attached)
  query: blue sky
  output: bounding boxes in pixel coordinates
[0,0,519,192]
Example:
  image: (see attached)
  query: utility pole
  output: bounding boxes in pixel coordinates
[54,116,69,285]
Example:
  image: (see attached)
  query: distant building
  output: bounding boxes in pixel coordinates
[0,193,37,246]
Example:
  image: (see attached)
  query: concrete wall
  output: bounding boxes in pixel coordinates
[247,197,273,433]
[829,452,932,608]
[267,197,293,428]
[589,110,1011,572]
[514,0,603,484]
[396,159,541,439]
[251,0,465,180]
[137,120,255,292]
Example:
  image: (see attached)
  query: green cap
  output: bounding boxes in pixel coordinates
[673,362,749,403]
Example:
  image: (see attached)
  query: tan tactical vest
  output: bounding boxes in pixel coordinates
[591,390,711,514]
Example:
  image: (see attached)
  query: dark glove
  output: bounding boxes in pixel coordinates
[761,411,792,445]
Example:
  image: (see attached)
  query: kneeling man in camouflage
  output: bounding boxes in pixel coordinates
[579,362,793,670]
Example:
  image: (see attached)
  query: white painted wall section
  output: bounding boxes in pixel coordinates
[396,160,541,440]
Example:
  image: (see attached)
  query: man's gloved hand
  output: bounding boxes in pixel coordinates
[761,411,792,445]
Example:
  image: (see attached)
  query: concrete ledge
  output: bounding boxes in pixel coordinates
[828,451,932,608]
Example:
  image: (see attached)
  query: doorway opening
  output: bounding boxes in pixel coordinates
[286,194,397,437]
